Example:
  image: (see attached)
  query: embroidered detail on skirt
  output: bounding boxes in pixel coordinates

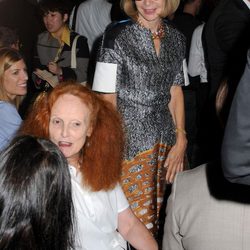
[121,143,171,236]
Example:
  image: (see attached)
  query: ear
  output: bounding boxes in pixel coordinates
[87,125,93,137]
[63,13,68,23]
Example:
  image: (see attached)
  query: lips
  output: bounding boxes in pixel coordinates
[45,24,53,30]
[143,8,156,15]
[18,83,27,87]
[58,141,72,147]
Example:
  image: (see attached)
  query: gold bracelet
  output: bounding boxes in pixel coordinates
[175,127,187,134]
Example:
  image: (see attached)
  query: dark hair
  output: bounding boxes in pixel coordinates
[0,26,19,49]
[39,0,73,16]
[0,135,74,250]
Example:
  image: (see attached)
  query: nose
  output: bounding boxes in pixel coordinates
[143,0,151,5]
[61,124,69,138]
[22,70,28,81]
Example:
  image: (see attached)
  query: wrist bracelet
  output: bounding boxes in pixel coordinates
[175,127,186,134]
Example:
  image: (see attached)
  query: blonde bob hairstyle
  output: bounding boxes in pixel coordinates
[121,0,180,19]
[0,48,24,108]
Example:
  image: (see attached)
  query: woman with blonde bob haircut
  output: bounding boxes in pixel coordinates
[122,0,180,19]
[0,48,28,151]
[93,0,187,237]
[20,82,158,250]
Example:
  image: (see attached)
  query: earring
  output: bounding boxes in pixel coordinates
[85,136,90,148]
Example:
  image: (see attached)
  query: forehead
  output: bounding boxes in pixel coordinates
[43,10,63,16]
[51,94,91,119]
[5,59,25,71]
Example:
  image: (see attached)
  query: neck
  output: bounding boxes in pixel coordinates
[68,156,80,169]
[52,26,65,41]
[137,16,162,33]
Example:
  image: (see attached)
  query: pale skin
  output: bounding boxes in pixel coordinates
[2,59,28,100]
[101,0,187,183]
[118,207,158,250]
[49,94,158,249]
[166,86,187,183]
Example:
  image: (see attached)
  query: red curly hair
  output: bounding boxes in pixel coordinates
[20,82,124,191]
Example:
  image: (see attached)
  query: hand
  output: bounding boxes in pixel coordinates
[48,62,62,75]
[164,135,187,184]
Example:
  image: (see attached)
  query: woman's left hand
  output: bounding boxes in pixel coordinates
[164,135,187,184]
[48,62,62,75]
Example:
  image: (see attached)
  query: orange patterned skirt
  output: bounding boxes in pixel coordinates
[121,143,171,236]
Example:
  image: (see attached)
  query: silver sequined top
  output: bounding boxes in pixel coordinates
[93,19,186,160]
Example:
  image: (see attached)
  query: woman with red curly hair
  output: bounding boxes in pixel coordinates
[20,82,157,250]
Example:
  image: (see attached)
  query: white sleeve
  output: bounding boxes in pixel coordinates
[188,24,204,77]
[115,184,130,213]
[92,62,117,93]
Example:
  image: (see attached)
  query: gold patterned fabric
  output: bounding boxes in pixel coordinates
[121,143,171,236]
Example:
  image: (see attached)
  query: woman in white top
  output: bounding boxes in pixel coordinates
[20,82,158,250]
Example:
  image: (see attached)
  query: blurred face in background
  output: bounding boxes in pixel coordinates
[43,11,68,38]
[2,59,28,100]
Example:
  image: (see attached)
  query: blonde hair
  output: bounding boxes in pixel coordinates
[0,48,24,108]
[121,0,180,19]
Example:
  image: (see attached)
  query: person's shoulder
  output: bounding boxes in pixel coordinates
[102,19,132,48]
[105,19,132,37]
[70,30,88,43]
[38,31,50,42]
[247,48,250,64]
[175,164,207,190]
[178,164,206,179]
[0,101,20,121]
[0,101,16,112]
[78,0,89,9]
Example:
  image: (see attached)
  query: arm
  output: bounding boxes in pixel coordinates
[0,103,22,151]
[188,25,203,77]
[100,93,117,109]
[215,14,249,53]
[221,50,250,185]
[165,85,187,183]
[162,174,184,250]
[61,35,89,83]
[48,35,89,83]
[71,35,89,83]
[33,36,46,71]
[118,207,158,250]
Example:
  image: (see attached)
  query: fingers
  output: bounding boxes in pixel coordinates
[165,157,184,184]
[48,62,59,75]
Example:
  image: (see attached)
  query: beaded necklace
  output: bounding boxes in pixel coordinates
[137,18,165,40]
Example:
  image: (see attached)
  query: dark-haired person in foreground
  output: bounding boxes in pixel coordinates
[0,135,74,250]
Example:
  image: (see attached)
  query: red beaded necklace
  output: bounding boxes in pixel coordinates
[137,17,165,40]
